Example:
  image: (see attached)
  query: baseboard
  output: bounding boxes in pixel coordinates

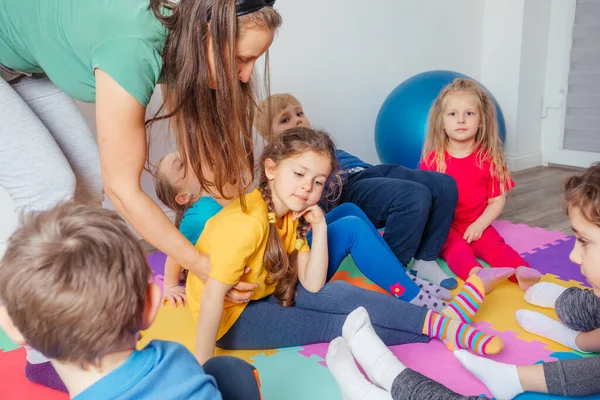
[505,151,543,172]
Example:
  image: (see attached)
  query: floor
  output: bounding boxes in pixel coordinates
[500,165,580,234]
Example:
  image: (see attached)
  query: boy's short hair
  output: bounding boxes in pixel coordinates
[0,203,150,365]
[564,162,600,227]
[255,93,301,139]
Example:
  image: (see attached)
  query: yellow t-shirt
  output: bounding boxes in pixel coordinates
[186,188,310,339]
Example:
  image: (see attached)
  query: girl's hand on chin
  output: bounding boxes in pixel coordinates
[292,204,325,226]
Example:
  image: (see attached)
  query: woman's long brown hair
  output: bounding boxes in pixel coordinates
[257,127,341,306]
[147,0,282,206]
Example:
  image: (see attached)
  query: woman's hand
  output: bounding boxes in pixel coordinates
[186,253,257,303]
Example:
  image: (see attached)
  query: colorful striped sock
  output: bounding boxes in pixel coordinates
[440,274,485,324]
[422,311,504,355]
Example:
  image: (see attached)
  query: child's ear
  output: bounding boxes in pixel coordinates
[175,193,192,206]
[264,158,277,180]
[0,306,27,346]
[141,283,162,331]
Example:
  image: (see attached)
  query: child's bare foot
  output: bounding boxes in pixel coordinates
[515,266,542,291]
[475,267,515,294]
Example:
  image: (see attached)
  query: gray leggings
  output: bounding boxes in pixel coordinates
[556,287,600,332]
[388,287,600,399]
[391,356,600,399]
[0,72,103,217]
[1,71,103,366]
[391,369,484,399]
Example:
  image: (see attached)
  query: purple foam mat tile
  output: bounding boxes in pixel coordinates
[492,220,571,256]
[523,237,590,287]
[147,251,167,276]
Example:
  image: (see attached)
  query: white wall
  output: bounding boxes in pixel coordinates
[267,0,485,165]
[479,0,551,171]
[0,0,556,253]
[517,0,551,167]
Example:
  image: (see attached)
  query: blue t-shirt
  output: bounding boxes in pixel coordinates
[336,149,371,173]
[75,340,222,400]
[180,197,223,245]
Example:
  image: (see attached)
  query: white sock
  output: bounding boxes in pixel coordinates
[411,259,456,288]
[454,349,523,400]
[524,282,567,308]
[342,307,405,392]
[516,309,586,352]
[326,337,393,400]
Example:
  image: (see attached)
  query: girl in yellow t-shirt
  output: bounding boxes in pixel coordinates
[161,127,504,364]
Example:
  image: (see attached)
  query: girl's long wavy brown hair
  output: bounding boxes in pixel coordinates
[258,127,341,306]
[147,0,282,205]
[422,78,513,195]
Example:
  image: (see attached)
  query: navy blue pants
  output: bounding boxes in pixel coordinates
[203,356,261,400]
[340,165,458,265]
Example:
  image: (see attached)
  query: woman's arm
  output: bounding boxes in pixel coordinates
[195,278,232,364]
[95,69,207,275]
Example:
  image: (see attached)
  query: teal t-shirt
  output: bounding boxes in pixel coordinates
[0,0,167,106]
[179,197,224,245]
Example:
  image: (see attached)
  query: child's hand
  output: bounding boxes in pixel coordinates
[463,221,485,243]
[293,205,325,226]
[163,285,187,308]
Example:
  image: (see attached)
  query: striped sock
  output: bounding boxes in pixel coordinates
[440,274,485,324]
[423,311,504,355]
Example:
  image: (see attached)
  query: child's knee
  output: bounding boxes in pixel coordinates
[335,202,364,217]
[435,173,458,203]
[339,215,368,230]
[391,185,432,217]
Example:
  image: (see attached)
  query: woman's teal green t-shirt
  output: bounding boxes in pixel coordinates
[0,0,167,106]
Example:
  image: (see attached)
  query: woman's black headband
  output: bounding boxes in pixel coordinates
[235,0,276,17]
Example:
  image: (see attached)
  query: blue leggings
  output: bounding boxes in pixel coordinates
[217,280,429,349]
[307,203,420,301]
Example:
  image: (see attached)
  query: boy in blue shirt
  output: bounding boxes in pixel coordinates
[0,203,261,399]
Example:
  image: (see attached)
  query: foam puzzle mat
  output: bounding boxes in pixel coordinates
[1,221,599,399]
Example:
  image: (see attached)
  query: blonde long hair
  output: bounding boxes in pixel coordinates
[422,78,512,195]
